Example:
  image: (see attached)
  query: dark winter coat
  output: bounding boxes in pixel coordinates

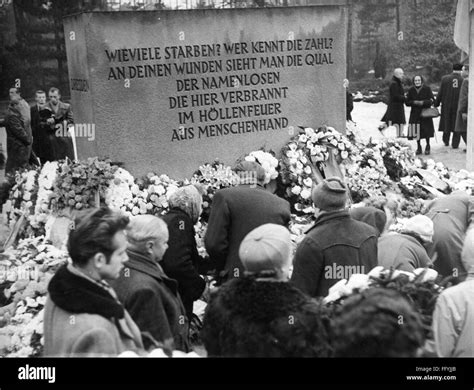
[110,249,189,352]
[405,84,435,139]
[424,193,474,279]
[378,233,432,272]
[201,276,330,357]
[31,105,55,163]
[161,208,206,320]
[205,184,291,283]
[455,78,469,134]
[47,101,75,161]
[435,72,464,133]
[5,103,32,174]
[346,90,354,121]
[290,210,378,297]
[381,76,406,125]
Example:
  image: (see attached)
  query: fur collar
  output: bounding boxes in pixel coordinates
[48,264,125,319]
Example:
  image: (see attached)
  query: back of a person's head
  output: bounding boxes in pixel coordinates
[350,206,387,236]
[126,215,167,243]
[331,288,424,357]
[67,206,129,266]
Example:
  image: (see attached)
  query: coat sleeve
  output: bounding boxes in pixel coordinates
[7,114,30,145]
[204,192,231,271]
[421,87,434,108]
[126,288,175,348]
[405,88,415,107]
[390,82,405,103]
[458,79,469,115]
[71,327,120,356]
[64,104,74,125]
[432,293,458,357]
[290,238,323,297]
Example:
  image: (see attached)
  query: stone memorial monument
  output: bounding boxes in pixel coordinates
[64,5,346,178]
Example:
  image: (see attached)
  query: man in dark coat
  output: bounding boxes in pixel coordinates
[31,90,54,163]
[291,177,378,297]
[205,161,291,284]
[424,191,474,281]
[381,68,406,134]
[5,96,32,174]
[46,87,75,161]
[161,185,207,320]
[110,215,189,352]
[453,73,469,149]
[434,63,464,147]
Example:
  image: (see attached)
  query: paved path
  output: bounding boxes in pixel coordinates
[352,102,467,171]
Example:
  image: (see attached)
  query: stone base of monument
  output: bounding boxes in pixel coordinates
[45,209,75,251]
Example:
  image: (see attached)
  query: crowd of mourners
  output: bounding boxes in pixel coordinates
[41,160,474,357]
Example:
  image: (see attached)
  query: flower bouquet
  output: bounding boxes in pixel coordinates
[279,126,354,214]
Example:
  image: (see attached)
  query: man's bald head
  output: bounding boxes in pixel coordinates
[394,68,404,80]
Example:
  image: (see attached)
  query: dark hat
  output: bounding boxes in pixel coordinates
[453,63,463,71]
[234,160,266,184]
[312,177,348,211]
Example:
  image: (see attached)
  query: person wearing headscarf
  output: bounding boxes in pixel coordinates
[405,75,435,155]
[378,215,434,272]
[432,229,474,357]
[205,161,291,285]
[161,185,207,320]
[201,224,330,357]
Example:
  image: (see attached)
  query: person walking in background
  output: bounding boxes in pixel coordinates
[453,65,469,151]
[5,88,32,174]
[344,78,354,122]
[405,75,435,155]
[435,63,464,147]
[380,68,406,135]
